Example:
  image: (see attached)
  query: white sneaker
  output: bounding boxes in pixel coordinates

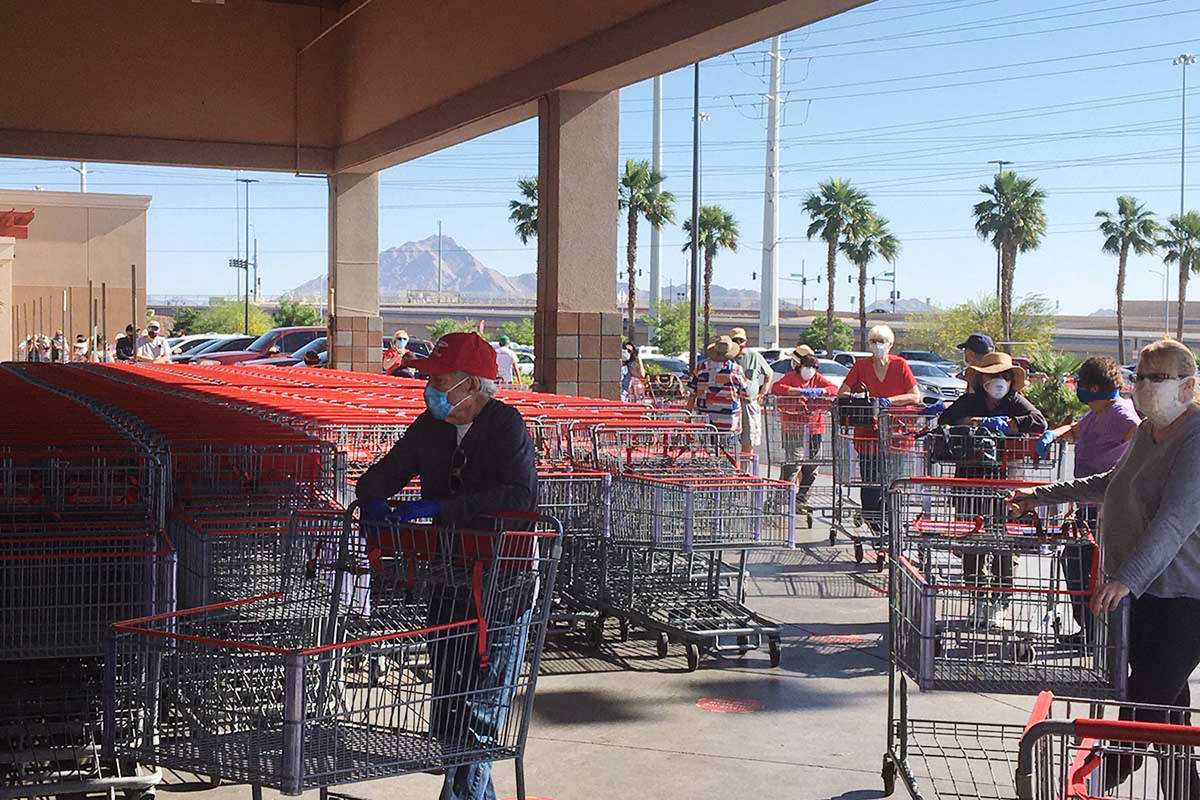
[986,599,1012,630]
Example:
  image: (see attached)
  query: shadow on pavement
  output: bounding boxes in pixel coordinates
[532,688,652,724]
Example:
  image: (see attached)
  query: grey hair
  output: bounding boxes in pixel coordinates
[448,370,498,399]
[868,324,895,345]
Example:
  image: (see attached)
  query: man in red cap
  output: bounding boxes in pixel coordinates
[355,331,536,800]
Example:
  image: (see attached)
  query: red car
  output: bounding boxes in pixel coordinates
[202,326,325,365]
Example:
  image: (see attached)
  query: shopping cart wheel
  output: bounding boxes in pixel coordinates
[881,757,896,795]
[875,553,885,573]
[656,631,670,658]
[828,530,837,546]
[736,635,750,655]
[685,642,701,672]
[853,512,863,528]
[1012,640,1036,663]
[587,616,606,649]
[768,635,781,668]
[806,512,814,529]
[124,790,155,800]
[853,542,865,564]
[618,618,631,642]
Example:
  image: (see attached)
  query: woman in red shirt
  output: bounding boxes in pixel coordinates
[772,347,838,504]
[836,324,921,530]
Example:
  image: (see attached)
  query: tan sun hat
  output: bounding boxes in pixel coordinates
[789,344,816,364]
[706,335,742,362]
[966,351,1027,393]
[728,327,748,343]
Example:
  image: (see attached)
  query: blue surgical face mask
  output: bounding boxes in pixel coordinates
[1076,387,1118,404]
[395,338,408,349]
[424,376,471,421]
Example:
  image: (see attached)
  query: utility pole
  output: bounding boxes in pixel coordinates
[71,162,89,192]
[236,178,258,334]
[252,238,259,303]
[1174,54,1196,335]
[688,62,702,372]
[649,74,664,325]
[759,35,783,350]
[437,220,443,303]
[987,159,1011,301]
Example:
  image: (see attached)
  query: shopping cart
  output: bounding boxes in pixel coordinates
[535,470,611,641]
[575,420,739,474]
[108,504,562,800]
[763,393,835,528]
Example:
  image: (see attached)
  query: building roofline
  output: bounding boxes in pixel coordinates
[0,188,151,210]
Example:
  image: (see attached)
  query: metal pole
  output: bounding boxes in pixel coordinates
[101,282,107,360]
[437,220,442,303]
[131,264,137,335]
[649,74,664,318]
[62,290,68,358]
[688,62,701,372]
[237,179,258,333]
[87,280,93,359]
[759,36,783,350]
[253,238,259,303]
[92,298,98,361]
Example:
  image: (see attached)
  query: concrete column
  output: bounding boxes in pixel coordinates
[0,238,13,361]
[327,172,382,372]
[535,91,622,399]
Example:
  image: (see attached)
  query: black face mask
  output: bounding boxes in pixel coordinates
[624,350,635,362]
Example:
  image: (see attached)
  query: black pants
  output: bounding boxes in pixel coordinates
[1060,505,1098,633]
[1105,594,1200,797]
[780,433,822,505]
[857,453,883,532]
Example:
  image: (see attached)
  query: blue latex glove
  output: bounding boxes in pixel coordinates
[979,416,1011,434]
[919,400,946,417]
[877,397,892,409]
[797,388,825,398]
[361,497,392,522]
[395,499,442,522]
[1036,430,1058,458]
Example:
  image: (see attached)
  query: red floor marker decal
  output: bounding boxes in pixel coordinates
[696,697,764,713]
[807,633,865,645]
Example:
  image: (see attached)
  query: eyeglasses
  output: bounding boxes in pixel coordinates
[1134,372,1185,383]
[449,446,467,493]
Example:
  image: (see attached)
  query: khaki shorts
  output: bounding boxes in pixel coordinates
[739,399,763,449]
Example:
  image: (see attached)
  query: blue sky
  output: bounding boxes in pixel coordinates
[1,0,1197,314]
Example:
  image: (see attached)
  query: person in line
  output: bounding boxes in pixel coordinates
[620,341,646,402]
[115,324,137,361]
[302,349,322,368]
[939,350,1047,628]
[383,329,414,376]
[1035,356,1138,643]
[958,332,995,370]
[1012,339,1200,797]
[771,345,838,507]
[728,327,773,455]
[837,324,921,531]
[494,335,519,384]
[135,321,171,363]
[51,330,65,363]
[687,336,749,451]
[72,334,89,362]
[356,332,537,800]
[35,335,52,362]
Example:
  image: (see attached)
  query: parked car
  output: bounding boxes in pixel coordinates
[167,333,233,356]
[770,357,848,390]
[171,335,256,363]
[748,347,788,363]
[897,349,955,369]
[242,337,327,367]
[642,355,690,379]
[831,350,871,368]
[201,326,325,365]
[908,360,968,404]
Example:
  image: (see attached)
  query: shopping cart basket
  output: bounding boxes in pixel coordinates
[536,470,611,638]
[108,505,561,800]
[764,393,835,528]
[577,421,738,474]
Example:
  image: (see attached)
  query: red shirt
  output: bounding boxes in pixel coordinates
[844,355,917,402]
[772,370,838,435]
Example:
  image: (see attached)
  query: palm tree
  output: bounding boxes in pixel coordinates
[1159,211,1200,339]
[840,212,900,350]
[619,159,676,335]
[508,177,538,245]
[803,178,872,355]
[972,171,1047,350]
[1097,196,1159,363]
[682,205,739,344]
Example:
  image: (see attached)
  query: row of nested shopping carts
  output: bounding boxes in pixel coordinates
[765,393,1200,799]
[91,361,798,673]
[0,362,565,800]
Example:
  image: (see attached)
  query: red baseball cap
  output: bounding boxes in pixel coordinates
[408,332,498,378]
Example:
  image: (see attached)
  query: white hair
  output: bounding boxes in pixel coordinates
[448,370,498,399]
[867,324,895,345]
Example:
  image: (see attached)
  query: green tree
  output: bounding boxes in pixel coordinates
[1159,211,1200,339]
[906,295,1054,357]
[509,177,538,245]
[839,211,900,350]
[170,306,201,336]
[972,170,1047,349]
[803,178,872,356]
[681,204,739,344]
[427,317,479,341]
[273,299,322,328]
[796,316,853,354]
[498,318,534,346]
[619,159,676,335]
[1097,196,1159,363]
[1025,350,1087,427]
[191,300,275,336]
[646,300,699,356]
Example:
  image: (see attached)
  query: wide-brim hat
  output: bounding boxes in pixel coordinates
[728,327,748,342]
[966,351,1027,393]
[789,344,816,364]
[706,335,742,362]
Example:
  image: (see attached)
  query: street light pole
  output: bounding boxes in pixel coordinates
[1174,55,1196,336]
[236,178,258,334]
[688,62,702,372]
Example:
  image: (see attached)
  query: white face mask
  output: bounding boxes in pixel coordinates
[869,341,889,358]
[984,377,1010,400]
[799,366,816,381]
[1134,378,1192,428]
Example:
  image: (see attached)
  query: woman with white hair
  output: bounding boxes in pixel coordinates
[837,324,921,532]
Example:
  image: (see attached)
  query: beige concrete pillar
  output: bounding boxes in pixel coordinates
[0,238,13,361]
[535,91,623,399]
[327,172,382,372]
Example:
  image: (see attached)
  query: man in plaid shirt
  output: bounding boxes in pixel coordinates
[687,335,749,446]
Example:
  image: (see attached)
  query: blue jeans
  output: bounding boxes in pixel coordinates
[431,584,532,800]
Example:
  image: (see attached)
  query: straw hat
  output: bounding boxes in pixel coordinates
[789,344,816,364]
[706,335,742,362]
[965,351,1027,393]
